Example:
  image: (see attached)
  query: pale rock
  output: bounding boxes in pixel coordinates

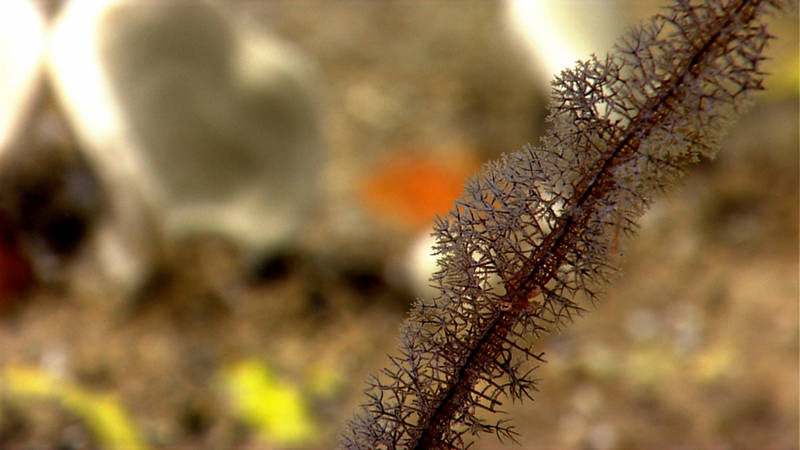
[0,1,46,149]
[48,0,323,295]
[504,0,624,85]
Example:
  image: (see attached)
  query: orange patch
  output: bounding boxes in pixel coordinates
[360,154,476,229]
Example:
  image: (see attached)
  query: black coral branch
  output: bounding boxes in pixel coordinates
[344,0,788,448]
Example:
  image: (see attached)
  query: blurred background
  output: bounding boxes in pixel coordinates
[0,1,796,448]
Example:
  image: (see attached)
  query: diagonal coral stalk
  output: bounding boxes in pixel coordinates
[344,0,789,448]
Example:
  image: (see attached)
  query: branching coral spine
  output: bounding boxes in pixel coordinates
[344,0,788,448]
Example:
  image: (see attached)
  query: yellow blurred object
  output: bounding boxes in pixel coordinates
[1,365,146,450]
[765,53,800,96]
[691,344,737,383]
[220,359,317,446]
[761,17,800,97]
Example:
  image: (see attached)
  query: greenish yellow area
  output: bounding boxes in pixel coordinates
[626,345,679,385]
[304,364,344,399]
[220,359,317,446]
[623,342,737,386]
[580,343,622,381]
[1,365,146,450]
